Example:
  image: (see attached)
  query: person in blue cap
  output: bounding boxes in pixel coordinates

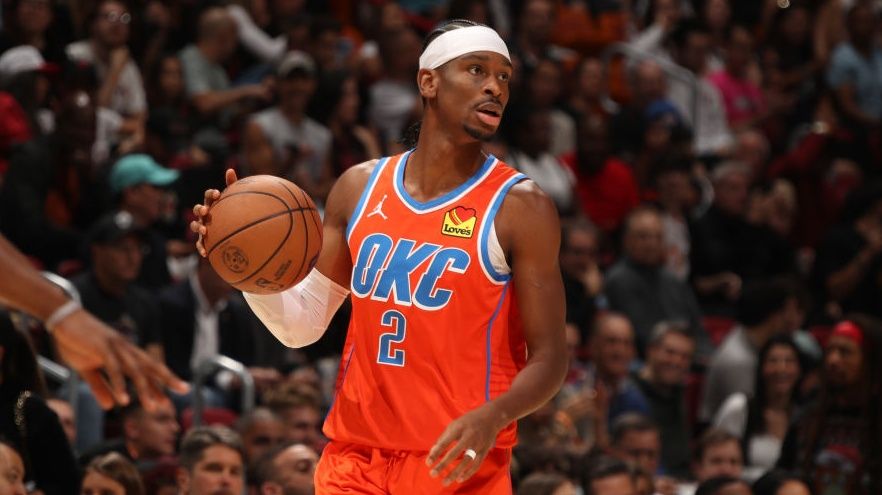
[108,153,182,290]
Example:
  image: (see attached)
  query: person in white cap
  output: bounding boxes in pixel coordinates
[192,20,566,494]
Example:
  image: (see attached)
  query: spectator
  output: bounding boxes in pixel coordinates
[559,219,603,337]
[308,70,381,178]
[610,413,661,476]
[697,0,732,71]
[178,7,271,125]
[307,17,346,73]
[604,206,708,357]
[0,441,26,495]
[708,25,767,130]
[752,470,811,495]
[826,2,882,132]
[47,397,77,448]
[263,383,324,451]
[176,426,244,495]
[144,54,197,165]
[79,397,179,469]
[559,313,649,445]
[564,57,618,124]
[0,89,99,270]
[517,471,578,495]
[694,476,751,495]
[236,408,286,488]
[0,46,48,178]
[81,452,145,495]
[243,51,332,203]
[634,322,696,478]
[713,335,803,481]
[158,256,277,396]
[666,20,734,158]
[73,211,163,356]
[0,0,68,65]
[254,443,318,495]
[778,317,882,494]
[524,57,576,156]
[812,183,882,320]
[690,162,794,316]
[367,27,421,152]
[561,113,640,235]
[694,429,744,482]
[0,313,78,494]
[700,277,801,421]
[582,455,638,495]
[510,0,577,72]
[631,101,693,192]
[610,60,674,161]
[653,155,697,280]
[503,104,575,214]
[108,154,181,290]
[66,1,146,129]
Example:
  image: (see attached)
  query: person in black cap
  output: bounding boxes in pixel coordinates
[72,210,163,358]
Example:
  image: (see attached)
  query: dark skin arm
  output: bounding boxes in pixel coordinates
[426,181,568,485]
[0,234,188,410]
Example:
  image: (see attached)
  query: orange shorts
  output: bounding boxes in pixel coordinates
[314,441,513,494]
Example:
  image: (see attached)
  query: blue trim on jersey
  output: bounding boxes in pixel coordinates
[346,157,389,240]
[485,282,509,402]
[395,150,496,211]
[479,174,527,283]
[327,344,356,412]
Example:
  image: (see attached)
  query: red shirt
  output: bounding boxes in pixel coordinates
[708,70,766,127]
[561,153,640,233]
[0,92,32,175]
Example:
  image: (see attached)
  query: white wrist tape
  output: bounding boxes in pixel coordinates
[44,300,81,333]
[418,25,510,70]
[242,269,349,348]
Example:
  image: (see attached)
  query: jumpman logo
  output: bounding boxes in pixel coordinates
[367,194,388,220]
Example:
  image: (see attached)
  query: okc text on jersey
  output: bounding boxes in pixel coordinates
[351,233,471,310]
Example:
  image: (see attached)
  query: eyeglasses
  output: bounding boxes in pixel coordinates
[103,11,131,24]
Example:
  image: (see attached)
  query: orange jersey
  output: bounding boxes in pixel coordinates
[323,150,528,451]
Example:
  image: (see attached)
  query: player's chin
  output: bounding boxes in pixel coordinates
[463,123,496,142]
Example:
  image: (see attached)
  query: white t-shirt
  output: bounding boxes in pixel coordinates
[66,40,146,116]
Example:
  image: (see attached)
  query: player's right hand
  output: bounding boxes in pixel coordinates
[191,168,238,257]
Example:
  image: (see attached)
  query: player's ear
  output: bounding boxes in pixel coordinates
[417,68,439,99]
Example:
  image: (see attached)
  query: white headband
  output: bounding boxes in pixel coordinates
[419,25,511,70]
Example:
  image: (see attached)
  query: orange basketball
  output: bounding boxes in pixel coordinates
[202,175,322,294]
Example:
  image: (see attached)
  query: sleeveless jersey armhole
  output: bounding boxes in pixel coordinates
[478,173,527,284]
[346,156,390,241]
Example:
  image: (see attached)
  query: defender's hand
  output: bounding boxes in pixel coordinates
[190,168,238,256]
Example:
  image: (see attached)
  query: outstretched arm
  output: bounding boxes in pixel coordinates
[0,234,188,410]
[427,181,568,485]
[191,164,375,347]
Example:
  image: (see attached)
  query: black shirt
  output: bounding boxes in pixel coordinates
[812,224,882,319]
[71,271,161,347]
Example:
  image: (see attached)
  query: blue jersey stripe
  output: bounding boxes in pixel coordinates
[479,173,527,283]
[485,281,510,402]
[395,150,496,211]
[346,157,389,241]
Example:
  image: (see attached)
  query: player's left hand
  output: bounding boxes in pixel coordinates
[426,405,505,486]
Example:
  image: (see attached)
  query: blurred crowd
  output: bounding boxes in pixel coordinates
[0,0,881,494]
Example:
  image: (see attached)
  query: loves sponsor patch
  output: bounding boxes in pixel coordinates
[441,206,477,238]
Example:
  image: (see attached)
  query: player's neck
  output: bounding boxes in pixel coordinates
[407,131,486,201]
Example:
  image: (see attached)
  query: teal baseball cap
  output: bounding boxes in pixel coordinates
[109,154,180,194]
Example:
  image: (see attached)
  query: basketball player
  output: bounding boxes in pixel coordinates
[192,21,567,493]
[0,233,188,411]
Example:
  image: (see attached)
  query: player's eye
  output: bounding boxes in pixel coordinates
[468,65,483,75]
[498,72,511,83]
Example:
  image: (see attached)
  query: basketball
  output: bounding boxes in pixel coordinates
[202,175,322,294]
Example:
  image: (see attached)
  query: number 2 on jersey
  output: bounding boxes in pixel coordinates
[377,310,406,366]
